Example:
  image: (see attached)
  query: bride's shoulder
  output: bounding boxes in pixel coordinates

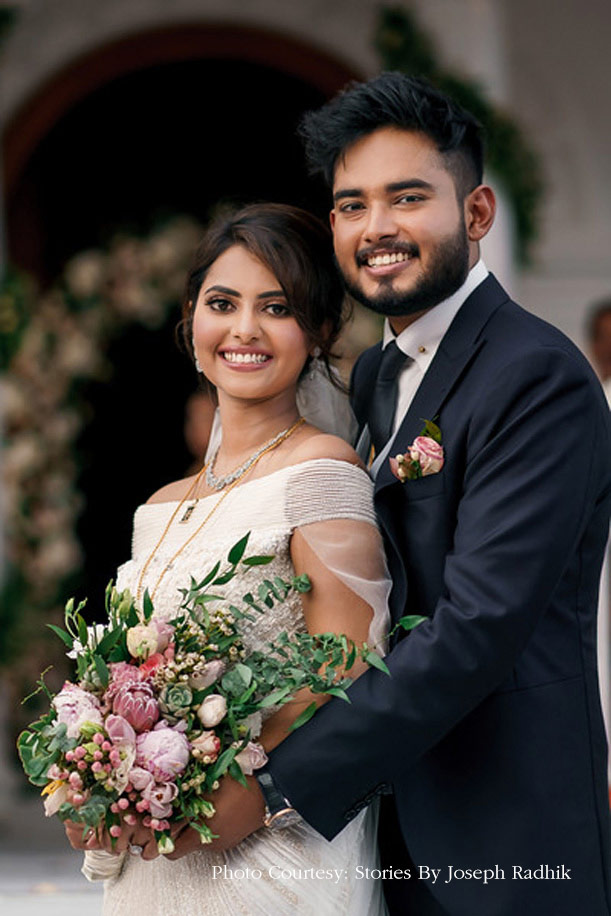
[145,473,199,505]
[288,430,364,470]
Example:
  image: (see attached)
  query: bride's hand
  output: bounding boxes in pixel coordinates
[64,819,135,855]
[165,774,265,860]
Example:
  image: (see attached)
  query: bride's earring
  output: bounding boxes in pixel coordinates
[192,334,203,373]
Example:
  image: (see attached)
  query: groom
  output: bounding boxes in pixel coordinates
[176,75,611,914]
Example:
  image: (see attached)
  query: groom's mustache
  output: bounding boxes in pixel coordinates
[355,241,419,266]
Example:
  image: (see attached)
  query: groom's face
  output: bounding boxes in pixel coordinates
[330,127,470,331]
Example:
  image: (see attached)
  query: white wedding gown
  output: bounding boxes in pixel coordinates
[85,457,390,916]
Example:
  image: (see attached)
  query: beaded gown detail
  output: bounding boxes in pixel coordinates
[90,458,389,916]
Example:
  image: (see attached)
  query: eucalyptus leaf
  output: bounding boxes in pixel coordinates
[96,626,123,656]
[76,615,88,649]
[325,686,351,703]
[258,687,292,708]
[228,533,250,565]
[46,625,73,650]
[93,654,109,688]
[364,652,391,676]
[289,702,317,731]
[142,590,154,621]
[397,615,428,632]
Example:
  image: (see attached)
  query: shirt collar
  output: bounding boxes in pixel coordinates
[382,260,489,363]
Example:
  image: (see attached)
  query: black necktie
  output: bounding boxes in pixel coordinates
[368,341,412,454]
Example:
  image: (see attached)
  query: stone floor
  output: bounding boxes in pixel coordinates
[0,782,103,916]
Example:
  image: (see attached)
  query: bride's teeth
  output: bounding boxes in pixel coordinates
[223,352,269,364]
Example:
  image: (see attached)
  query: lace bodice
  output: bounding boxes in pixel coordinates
[116,458,379,656]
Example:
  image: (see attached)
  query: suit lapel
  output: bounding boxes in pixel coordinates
[374,274,509,494]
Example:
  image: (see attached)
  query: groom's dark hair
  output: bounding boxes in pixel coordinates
[299,72,484,199]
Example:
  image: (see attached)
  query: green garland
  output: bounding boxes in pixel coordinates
[375,7,544,263]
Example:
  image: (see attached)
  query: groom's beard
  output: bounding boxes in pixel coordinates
[339,219,470,318]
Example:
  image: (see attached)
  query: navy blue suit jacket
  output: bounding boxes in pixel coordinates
[267,275,611,915]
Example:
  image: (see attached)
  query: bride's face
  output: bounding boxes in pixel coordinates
[193,245,311,403]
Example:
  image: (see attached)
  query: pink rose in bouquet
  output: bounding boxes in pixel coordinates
[112,679,159,732]
[104,714,136,747]
[126,620,174,660]
[189,659,225,691]
[52,683,103,738]
[190,730,221,762]
[135,722,190,782]
[128,765,154,792]
[196,694,227,728]
[126,623,160,660]
[151,620,173,654]
[234,741,268,776]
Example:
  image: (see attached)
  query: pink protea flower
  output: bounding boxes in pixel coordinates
[112,679,159,733]
[135,722,190,781]
[52,682,103,738]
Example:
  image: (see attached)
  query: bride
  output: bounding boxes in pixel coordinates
[65,203,391,915]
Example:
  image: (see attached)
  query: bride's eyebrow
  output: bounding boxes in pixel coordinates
[205,284,240,296]
[203,286,285,299]
[257,290,285,299]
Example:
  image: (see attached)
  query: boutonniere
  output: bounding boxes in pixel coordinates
[390,419,444,483]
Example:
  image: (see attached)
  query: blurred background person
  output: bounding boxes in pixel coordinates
[588,298,611,406]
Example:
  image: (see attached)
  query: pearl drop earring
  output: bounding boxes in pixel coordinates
[192,334,203,373]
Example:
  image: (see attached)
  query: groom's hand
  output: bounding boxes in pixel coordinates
[165,774,265,860]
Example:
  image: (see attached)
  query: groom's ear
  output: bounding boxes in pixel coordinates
[464,184,496,242]
[329,209,336,232]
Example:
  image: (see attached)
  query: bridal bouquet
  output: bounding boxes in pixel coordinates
[19,534,413,854]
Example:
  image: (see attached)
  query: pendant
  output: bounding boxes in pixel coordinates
[179,504,196,523]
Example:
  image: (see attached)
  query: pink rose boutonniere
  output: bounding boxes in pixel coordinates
[390,419,444,483]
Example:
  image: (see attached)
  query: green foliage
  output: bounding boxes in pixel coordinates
[0,269,33,370]
[375,6,544,262]
[421,419,442,444]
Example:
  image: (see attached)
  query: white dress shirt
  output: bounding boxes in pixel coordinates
[370,260,489,477]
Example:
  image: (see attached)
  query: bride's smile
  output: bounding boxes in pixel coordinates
[192,244,311,403]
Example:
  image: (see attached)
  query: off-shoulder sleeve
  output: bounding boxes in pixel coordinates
[285,460,391,652]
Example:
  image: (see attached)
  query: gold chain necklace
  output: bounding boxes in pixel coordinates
[136,416,305,603]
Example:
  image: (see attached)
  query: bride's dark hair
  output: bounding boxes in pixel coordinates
[180,203,345,383]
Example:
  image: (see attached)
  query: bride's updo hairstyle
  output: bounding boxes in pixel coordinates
[181,203,345,382]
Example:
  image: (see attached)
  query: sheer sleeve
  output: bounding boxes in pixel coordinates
[285,460,391,653]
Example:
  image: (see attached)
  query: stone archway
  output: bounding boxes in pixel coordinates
[2,23,360,279]
[2,24,361,601]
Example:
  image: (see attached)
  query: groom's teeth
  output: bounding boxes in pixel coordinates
[223,352,269,364]
[367,252,409,267]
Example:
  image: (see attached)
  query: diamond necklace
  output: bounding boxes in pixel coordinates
[205,419,304,491]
